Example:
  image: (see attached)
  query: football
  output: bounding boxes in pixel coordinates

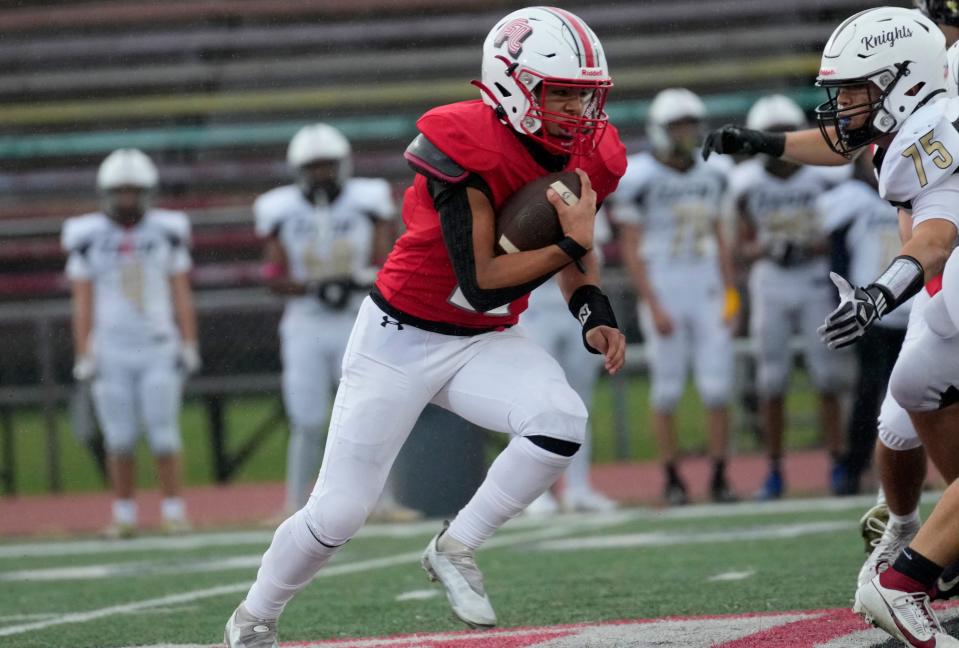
[494,171,581,255]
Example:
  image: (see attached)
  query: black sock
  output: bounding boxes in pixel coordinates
[892,547,944,591]
[711,459,726,485]
[664,462,681,485]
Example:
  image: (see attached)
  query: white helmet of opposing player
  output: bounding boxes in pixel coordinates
[647,88,706,155]
[96,148,158,221]
[746,94,807,132]
[287,123,353,200]
[815,7,948,156]
[477,6,612,156]
[97,148,158,191]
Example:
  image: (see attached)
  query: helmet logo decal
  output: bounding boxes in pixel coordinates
[494,18,533,59]
[861,25,913,50]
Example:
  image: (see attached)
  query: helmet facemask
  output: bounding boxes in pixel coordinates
[508,65,611,157]
[102,186,153,226]
[815,66,909,157]
[295,159,347,205]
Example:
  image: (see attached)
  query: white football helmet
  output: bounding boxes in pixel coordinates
[746,95,807,132]
[96,148,158,221]
[477,6,611,156]
[816,7,948,156]
[647,88,706,155]
[287,123,353,199]
[97,148,158,191]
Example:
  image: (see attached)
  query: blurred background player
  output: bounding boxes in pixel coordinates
[613,88,738,505]
[821,154,911,496]
[521,208,617,515]
[62,148,199,538]
[729,95,849,501]
[253,123,417,521]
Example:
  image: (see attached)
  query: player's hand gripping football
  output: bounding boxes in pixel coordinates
[547,168,597,251]
[818,272,882,349]
[586,325,626,375]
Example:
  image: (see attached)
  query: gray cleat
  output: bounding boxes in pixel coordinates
[224,602,278,648]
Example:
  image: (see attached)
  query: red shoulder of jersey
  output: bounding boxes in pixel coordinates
[416,100,504,174]
[579,124,627,204]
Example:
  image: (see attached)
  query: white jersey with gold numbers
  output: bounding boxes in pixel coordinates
[61,209,191,349]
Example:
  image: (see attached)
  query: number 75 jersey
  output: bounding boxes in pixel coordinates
[610,152,727,273]
[877,96,959,211]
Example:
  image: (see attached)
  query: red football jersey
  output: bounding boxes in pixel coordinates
[375,99,627,330]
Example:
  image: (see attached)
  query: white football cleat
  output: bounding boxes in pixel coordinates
[421,525,497,628]
[854,574,959,647]
[564,488,617,513]
[224,602,278,648]
[857,516,919,588]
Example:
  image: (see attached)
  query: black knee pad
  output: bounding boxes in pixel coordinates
[527,434,581,457]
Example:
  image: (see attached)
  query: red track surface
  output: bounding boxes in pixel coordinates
[0,449,944,538]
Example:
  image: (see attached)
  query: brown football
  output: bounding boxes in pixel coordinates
[494,171,581,255]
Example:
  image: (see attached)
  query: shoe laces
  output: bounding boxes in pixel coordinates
[870,523,917,571]
[892,591,943,637]
[864,516,888,550]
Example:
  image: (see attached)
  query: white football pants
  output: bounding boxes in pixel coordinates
[91,339,183,456]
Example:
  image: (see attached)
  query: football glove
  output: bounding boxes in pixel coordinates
[178,342,202,376]
[313,278,353,310]
[818,273,887,350]
[701,125,786,160]
[72,355,96,382]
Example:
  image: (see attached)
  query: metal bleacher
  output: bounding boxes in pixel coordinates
[0,0,888,493]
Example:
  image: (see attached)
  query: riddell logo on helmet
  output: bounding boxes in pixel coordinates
[861,25,913,50]
[580,68,605,76]
[494,18,533,59]
[819,68,836,76]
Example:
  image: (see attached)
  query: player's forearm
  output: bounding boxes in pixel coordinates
[556,250,601,301]
[70,281,93,357]
[474,244,572,290]
[714,223,736,288]
[171,273,199,344]
[898,220,958,281]
[782,128,852,166]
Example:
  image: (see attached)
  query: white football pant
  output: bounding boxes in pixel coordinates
[91,339,183,456]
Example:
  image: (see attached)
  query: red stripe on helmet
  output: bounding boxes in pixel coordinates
[548,7,596,68]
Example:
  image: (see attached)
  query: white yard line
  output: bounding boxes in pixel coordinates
[534,520,852,551]
[0,511,643,638]
[0,493,926,559]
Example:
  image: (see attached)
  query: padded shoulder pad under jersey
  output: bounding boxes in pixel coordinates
[404,134,469,184]
[61,213,108,252]
[879,97,959,204]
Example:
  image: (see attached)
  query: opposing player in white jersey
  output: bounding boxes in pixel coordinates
[63,149,199,538]
[821,154,912,498]
[729,95,850,501]
[521,209,616,514]
[702,0,959,613]
[792,8,959,645]
[613,88,738,505]
[254,124,411,518]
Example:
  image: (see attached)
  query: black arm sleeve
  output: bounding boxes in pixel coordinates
[429,176,557,314]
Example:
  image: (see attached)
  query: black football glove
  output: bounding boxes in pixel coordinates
[701,125,786,160]
[314,278,353,310]
[818,273,887,350]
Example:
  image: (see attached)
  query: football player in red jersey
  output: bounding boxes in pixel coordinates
[224,7,627,645]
